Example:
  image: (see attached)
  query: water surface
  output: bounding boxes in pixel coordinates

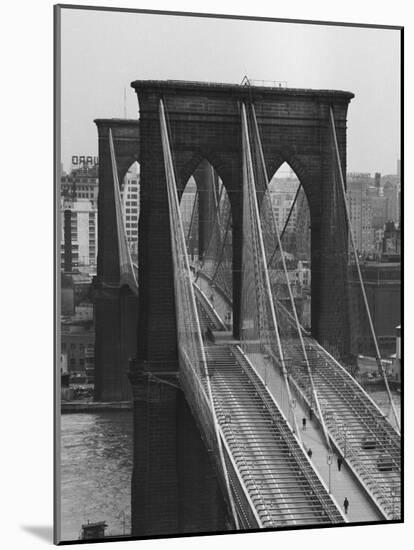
[60,411,133,541]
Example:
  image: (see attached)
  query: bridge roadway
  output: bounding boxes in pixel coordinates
[247,351,382,523]
[194,275,388,523]
[190,289,346,527]
[192,288,345,527]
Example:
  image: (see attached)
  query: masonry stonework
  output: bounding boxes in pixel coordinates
[93,119,140,401]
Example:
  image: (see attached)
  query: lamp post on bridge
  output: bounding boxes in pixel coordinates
[343,423,348,459]
[327,453,333,494]
[390,484,397,519]
[335,414,348,459]
[263,353,272,387]
[290,397,297,434]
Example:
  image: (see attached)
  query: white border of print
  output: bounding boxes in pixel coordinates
[1,1,411,549]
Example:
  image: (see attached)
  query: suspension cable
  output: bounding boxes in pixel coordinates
[187,188,199,248]
[159,98,240,528]
[211,164,221,224]
[212,212,231,283]
[329,107,400,432]
[249,103,331,450]
[197,184,231,297]
[241,102,301,441]
[200,182,225,268]
[267,183,301,269]
[108,129,138,293]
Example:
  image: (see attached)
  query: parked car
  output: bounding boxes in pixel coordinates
[377,454,394,471]
[361,435,377,450]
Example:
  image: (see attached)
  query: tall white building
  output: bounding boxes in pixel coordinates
[268,169,304,256]
[60,197,97,273]
[347,174,375,253]
[121,162,140,260]
[382,175,401,226]
[269,177,299,232]
[180,177,197,235]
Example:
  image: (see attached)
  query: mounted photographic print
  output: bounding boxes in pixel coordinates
[54,4,403,544]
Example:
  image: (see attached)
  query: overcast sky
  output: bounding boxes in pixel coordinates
[60,8,401,175]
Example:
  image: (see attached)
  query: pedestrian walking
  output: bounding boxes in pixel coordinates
[302,417,307,431]
[309,407,314,421]
[343,497,349,515]
[337,456,343,471]
[307,447,312,459]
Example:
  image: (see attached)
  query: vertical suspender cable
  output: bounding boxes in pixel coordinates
[242,102,301,441]
[187,188,199,247]
[267,183,301,269]
[211,164,221,224]
[200,182,225,269]
[159,99,240,529]
[212,213,231,283]
[329,107,400,432]
[249,103,331,450]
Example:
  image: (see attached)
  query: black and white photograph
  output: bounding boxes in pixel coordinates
[54,3,402,545]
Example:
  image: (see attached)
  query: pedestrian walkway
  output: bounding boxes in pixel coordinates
[194,274,383,523]
[247,352,382,523]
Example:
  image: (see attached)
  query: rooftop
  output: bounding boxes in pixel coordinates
[130,79,354,101]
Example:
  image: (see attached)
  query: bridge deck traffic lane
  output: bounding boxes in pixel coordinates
[208,345,341,527]
[211,353,296,526]
[248,352,382,524]
[194,275,382,523]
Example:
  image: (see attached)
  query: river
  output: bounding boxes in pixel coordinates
[60,411,133,541]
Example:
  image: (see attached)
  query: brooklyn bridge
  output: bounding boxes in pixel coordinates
[91,80,400,535]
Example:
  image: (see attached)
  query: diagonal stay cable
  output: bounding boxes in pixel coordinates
[241,102,302,442]
[249,103,331,451]
[187,188,199,246]
[159,98,240,529]
[267,183,301,269]
[329,107,400,433]
[108,129,138,293]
